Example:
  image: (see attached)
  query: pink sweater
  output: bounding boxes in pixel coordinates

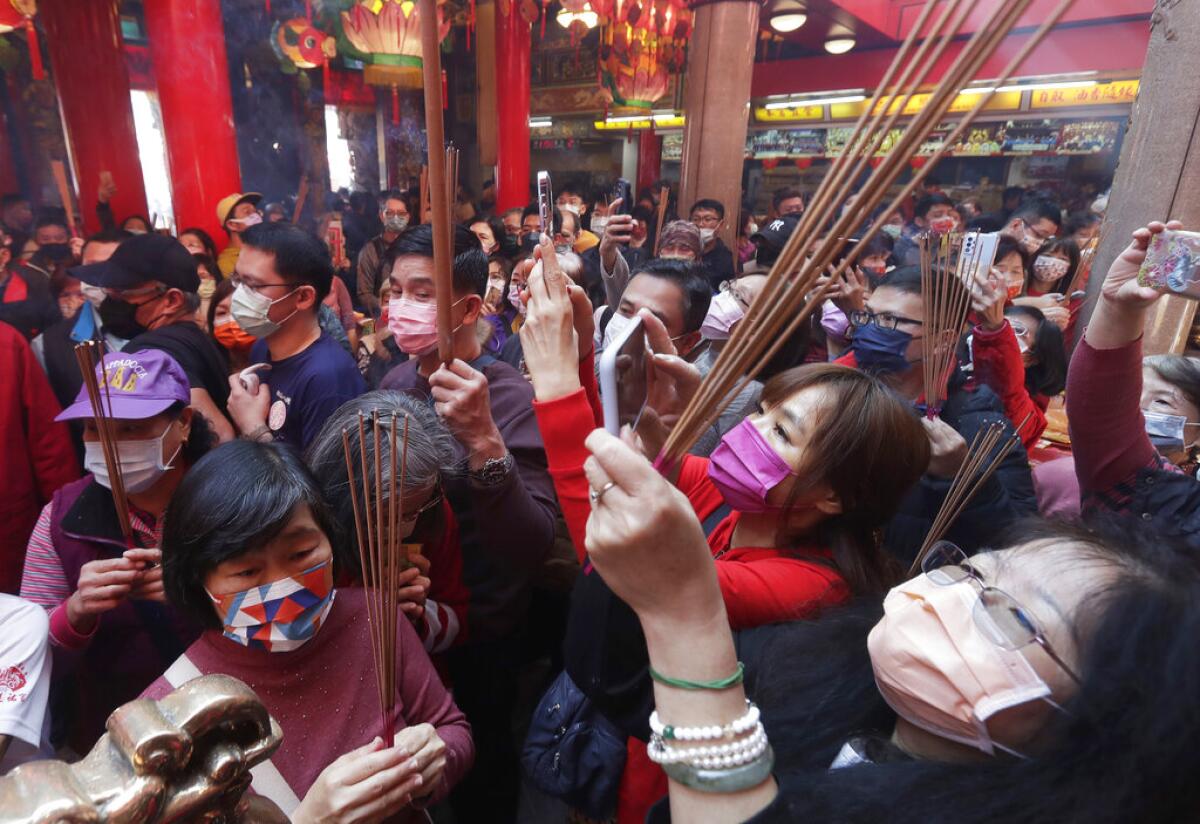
[143,587,473,811]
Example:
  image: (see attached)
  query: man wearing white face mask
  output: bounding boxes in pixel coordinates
[215,192,264,279]
[556,181,599,254]
[19,348,213,750]
[356,190,409,316]
[225,222,365,451]
[689,198,736,289]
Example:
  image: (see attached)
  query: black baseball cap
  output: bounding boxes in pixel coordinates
[71,233,200,293]
[751,214,801,265]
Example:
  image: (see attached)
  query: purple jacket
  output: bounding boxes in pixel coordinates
[380,355,557,642]
[48,476,198,750]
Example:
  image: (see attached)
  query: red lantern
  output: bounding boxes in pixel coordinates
[0,1,43,80]
[793,157,813,170]
[910,155,928,169]
[761,157,779,171]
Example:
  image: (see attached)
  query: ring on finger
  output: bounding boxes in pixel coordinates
[589,481,616,504]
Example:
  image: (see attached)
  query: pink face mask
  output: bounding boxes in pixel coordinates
[388,295,466,355]
[707,417,795,513]
[700,291,744,341]
[867,573,1054,757]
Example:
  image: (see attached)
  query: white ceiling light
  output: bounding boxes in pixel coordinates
[824,36,855,54]
[529,117,553,128]
[556,3,598,28]
[764,93,865,109]
[995,79,1098,93]
[770,11,807,32]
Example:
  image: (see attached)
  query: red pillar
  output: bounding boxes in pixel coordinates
[494,1,530,211]
[143,0,242,243]
[40,0,148,233]
[636,131,662,195]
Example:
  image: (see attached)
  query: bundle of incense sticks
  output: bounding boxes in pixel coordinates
[1067,232,1101,298]
[652,185,670,256]
[419,0,459,365]
[919,231,979,418]
[907,413,1031,575]
[341,412,410,747]
[660,0,1075,462]
[74,341,133,546]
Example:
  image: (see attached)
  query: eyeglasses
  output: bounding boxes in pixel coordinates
[922,541,1081,685]
[691,215,722,228]
[104,284,166,303]
[382,209,408,219]
[848,309,923,331]
[231,275,293,293]
[400,490,443,524]
[1023,220,1056,244]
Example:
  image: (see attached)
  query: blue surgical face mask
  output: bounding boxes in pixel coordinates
[850,323,915,376]
[1145,411,1193,453]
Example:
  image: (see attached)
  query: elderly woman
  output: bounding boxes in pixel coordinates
[305,391,470,658]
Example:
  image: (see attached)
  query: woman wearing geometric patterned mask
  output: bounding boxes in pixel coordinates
[578,427,1200,822]
[149,439,474,823]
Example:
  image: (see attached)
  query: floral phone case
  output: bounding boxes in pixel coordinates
[1137,229,1200,299]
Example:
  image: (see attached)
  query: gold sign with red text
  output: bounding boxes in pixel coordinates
[1029,80,1139,110]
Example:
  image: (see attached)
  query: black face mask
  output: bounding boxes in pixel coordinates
[500,234,521,259]
[98,296,149,339]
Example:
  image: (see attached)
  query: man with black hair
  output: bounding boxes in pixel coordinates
[225,222,364,450]
[71,233,235,443]
[556,180,599,253]
[600,258,711,358]
[380,223,557,824]
[773,187,805,218]
[1000,200,1062,256]
[32,214,70,248]
[1,193,33,243]
[519,202,562,253]
[893,192,958,266]
[690,198,735,283]
[356,190,410,315]
[841,264,1037,563]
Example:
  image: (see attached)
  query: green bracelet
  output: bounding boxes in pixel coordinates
[649,662,745,691]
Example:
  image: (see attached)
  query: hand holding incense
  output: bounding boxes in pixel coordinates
[74,341,133,546]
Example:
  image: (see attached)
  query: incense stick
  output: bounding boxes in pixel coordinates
[908,413,1031,575]
[341,411,412,748]
[652,185,669,257]
[293,175,310,224]
[661,0,1074,461]
[50,160,78,240]
[418,0,456,366]
[74,342,133,545]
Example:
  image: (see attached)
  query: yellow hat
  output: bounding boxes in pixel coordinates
[216,192,263,227]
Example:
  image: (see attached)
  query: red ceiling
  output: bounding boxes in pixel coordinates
[826,0,1154,39]
[751,17,1151,97]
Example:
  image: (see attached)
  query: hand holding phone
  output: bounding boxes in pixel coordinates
[599,315,649,436]
[1137,228,1200,299]
[612,179,632,216]
[537,171,553,237]
[238,363,272,394]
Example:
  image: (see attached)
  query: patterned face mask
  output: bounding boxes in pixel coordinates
[207,560,335,652]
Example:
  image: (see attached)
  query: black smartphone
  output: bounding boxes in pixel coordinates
[613,178,632,215]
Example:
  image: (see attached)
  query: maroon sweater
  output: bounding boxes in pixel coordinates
[143,588,473,810]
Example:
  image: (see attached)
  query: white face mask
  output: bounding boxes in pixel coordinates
[602,311,634,351]
[231,283,298,338]
[560,203,581,216]
[699,228,716,245]
[508,282,526,316]
[590,216,609,238]
[85,423,181,494]
[231,212,262,232]
[747,222,759,235]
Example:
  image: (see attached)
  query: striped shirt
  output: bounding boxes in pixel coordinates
[20,500,161,611]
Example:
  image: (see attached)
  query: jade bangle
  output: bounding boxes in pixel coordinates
[660,745,775,794]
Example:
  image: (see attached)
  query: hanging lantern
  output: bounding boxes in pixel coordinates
[340,0,451,91]
[793,157,813,170]
[273,18,337,69]
[761,158,780,171]
[601,46,668,111]
[0,1,42,81]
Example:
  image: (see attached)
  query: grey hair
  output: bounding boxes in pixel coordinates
[305,391,459,570]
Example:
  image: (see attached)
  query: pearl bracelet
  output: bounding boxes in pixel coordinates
[647,724,768,768]
[649,701,761,742]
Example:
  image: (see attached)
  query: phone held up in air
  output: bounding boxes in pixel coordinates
[1137,229,1200,300]
[613,178,633,215]
[599,315,649,437]
[537,171,553,237]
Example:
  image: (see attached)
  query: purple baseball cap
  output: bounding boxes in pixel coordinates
[56,349,191,421]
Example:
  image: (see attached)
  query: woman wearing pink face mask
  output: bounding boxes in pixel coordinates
[581,437,1200,823]
[517,243,930,820]
[1012,237,1079,334]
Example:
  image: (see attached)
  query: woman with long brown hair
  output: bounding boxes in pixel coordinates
[516,238,932,820]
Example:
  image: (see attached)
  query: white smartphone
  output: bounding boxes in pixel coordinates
[599,315,648,436]
[239,363,272,394]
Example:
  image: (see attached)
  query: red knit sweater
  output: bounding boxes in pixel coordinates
[143,588,474,816]
[971,321,1048,449]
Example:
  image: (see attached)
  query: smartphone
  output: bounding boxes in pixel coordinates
[537,171,553,236]
[955,231,1000,284]
[1069,290,1087,301]
[599,315,648,436]
[1138,229,1200,299]
[613,178,632,215]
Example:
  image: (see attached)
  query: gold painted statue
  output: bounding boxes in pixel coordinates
[0,674,287,823]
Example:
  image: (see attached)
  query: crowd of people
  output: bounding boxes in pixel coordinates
[2,166,1200,824]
